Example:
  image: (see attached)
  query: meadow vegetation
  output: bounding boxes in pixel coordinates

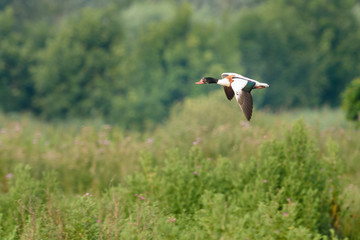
[0,93,359,239]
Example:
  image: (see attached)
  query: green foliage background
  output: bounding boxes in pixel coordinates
[1,0,360,129]
[1,0,360,238]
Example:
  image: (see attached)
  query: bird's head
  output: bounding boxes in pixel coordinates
[195,77,218,84]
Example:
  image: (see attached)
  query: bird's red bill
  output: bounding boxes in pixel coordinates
[195,80,204,84]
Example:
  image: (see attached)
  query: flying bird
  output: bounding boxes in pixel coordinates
[195,73,269,121]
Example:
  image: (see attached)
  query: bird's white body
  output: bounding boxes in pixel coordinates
[217,78,232,87]
[218,73,269,89]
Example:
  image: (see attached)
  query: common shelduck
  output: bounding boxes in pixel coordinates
[196,73,269,121]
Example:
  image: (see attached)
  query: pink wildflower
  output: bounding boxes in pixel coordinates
[167,216,176,223]
[86,193,90,196]
[192,137,201,145]
[263,179,267,183]
[6,173,13,179]
[287,198,291,202]
[14,124,21,132]
[135,194,138,197]
[283,212,288,216]
[141,196,145,200]
[193,171,198,175]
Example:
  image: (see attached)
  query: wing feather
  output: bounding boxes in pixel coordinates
[237,91,253,121]
[221,72,238,79]
[223,86,234,101]
[230,80,253,120]
[222,72,257,83]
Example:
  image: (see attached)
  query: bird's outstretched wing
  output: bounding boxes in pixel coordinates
[222,72,258,83]
[223,86,234,101]
[229,79,253,120]
[237,91,253,121]
[221,73,238,79]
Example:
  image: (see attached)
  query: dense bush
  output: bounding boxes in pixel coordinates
[0,8,35,112]
[32,7,123,120]
[342,77,360,124]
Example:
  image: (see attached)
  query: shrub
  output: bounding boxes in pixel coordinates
[0,119,351,239]
[123,120,343,238]
[0,165,58,238]
[342,77,360,124]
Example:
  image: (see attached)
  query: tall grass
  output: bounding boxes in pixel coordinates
[0,91,359,239]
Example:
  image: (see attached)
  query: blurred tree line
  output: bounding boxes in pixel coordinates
[1,0,360,129]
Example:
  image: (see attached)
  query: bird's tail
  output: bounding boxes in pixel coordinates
[254,82,269,89]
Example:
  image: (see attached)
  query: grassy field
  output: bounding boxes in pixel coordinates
[0,91,359,239]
